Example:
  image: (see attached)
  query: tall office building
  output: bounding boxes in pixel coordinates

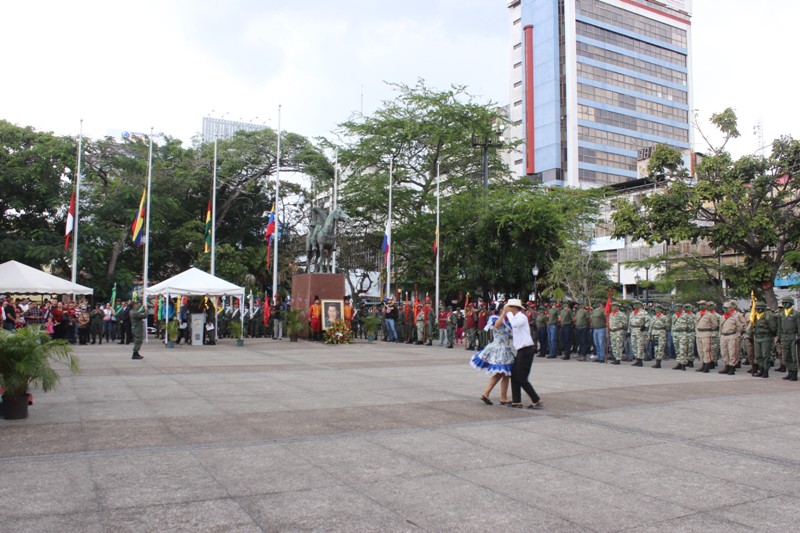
[507,0,692,187]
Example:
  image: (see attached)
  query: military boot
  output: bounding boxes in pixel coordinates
[776,364,787,372]
[686,360,694,368]
[790,370,798,382]
[672,363,685,370]
[727,365,735,375]
[609,359,620,365]
[753,366,762,377]
[782,369,793,381]
[652,359,661,368]
[762,367,769,378]
[632,359,643,367]
[695,363,708,373]
[718,365,730,374]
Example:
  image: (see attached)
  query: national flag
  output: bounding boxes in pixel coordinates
[381,220,390,266]
[203,201,212,254]
[265,205,276,270]
[749,290,757,324]
[433,226,439,259]
[131,189,146,247]
[110,283,117,306]
[64,191,75,250]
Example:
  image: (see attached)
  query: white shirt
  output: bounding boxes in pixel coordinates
[506,310,534,351]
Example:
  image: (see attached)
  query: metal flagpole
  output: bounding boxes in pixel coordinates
[386,157,393,300]
[435,161,440,320]
[211,136,218,276]
[271,105,281,303]
[143,127,154,343]
[71,119,83,286]
[331,149,338,273]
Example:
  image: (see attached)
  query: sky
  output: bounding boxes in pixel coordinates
[2,0,798,158]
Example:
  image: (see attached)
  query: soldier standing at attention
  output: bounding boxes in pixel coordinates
[129,301,147,360]
[672,304,690,370]
[649,303,669,368]
[684,304,697,368]
[629,300,650,366]
[778,297,800,381]
[438,305,449,347]
[711,302,723,369]
[752,301,778,378]
[575,302,590,361]
[536,304,549,358]
[590,300,607,362]
[446,306,457,348]
[608,302,627,365]
[415,303,426,345]
[694,301,718,373]
[465,305,478,350]
[477,305,488,349]
[547,302,560,358]
[772,303,787,373]
[559,301,574,360]
[308,296,322,341]
[718,301,746,375]
[425,301,436,346]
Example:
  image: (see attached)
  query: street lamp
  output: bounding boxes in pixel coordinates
[532,265,539,302]
[644,264,651,305]
[634,272,641,299]
[471,123,504,189]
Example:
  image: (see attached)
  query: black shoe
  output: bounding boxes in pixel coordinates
[546,355,557,359]
[776,364,787,372]
[790,370,798,382]
[735,362,742,368]
[118,342,125,345]
[610,359,620,365]
[762,368,769,378]
[686,360,694,368]
[652,360,661,368]
[696,363,709,373]
[673,363,686,370]
[718,365,730,374]
[132,353,143,360]
[753,366,763,377]
[632,359,643,367]
[561,355,571,360]
[727,366,735,375]
[782,370,793,380]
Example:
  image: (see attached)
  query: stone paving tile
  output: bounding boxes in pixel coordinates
[459,461,693,532]
[512,416,664,450]
[102,499,259,533]
[90,451,227,510]
[238,485,420,532]
[0,421,85,457]
[359,473,587,532]
[619,512,755,533]
[0,459,97,519]
[2,511,104,533]
[709,495,800,532]
[82,418,180,451]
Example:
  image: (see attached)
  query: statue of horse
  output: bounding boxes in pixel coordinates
[305,206,328,273]
[312,207,350,273]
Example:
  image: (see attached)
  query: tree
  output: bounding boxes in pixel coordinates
[612,109,800,307]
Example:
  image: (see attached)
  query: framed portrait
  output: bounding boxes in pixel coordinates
[322,299,344,330]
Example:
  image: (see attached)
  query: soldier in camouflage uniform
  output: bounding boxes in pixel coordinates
[684,304,697,367]
[773,303,787,373]
[752,301,778,377]
[711,302,722,368]
[629,300,650,367]
[649,303,669,368]
[608,302,627,365]
[778,297,800,381]
[671,304,692,370]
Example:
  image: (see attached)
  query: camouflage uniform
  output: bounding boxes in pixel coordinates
[628,301,650,365]
[671,304,692,369]
[649,304,669,367]
[608,303,627,364]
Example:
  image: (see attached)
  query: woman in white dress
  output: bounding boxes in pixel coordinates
[470,312,516,405]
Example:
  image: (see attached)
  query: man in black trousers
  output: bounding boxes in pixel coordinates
[504,298,543,409]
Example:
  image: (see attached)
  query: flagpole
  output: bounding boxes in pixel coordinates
[71,119,83,287]
[331,149,339,274]
[386,157,393,300]
[143,127,154,343]
[211,136,218,276]
[435,160,440,320]
[271,105,281,303]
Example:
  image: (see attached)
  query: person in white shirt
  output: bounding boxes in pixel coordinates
[504,298,543,409]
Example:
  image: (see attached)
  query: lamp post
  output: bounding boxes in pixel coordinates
[634,272,641,299]
[471,123,504,189]
[644,264,651,305]
[532,265,539,303]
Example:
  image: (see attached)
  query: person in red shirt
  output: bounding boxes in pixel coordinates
[343,296,353,332]
[477,306,488,349]
[308,296,322,341]
[438,306,449,346]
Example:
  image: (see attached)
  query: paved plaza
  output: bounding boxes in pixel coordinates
[1,337,799,532]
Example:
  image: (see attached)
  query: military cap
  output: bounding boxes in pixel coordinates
[632,300,642,307]
[722,301,731,308]
[611,301,621,307]
[781,297,795,306]
[755,301,767,309]
[729,301,738,308]
[697,300,706,306]
[674,303,683,308]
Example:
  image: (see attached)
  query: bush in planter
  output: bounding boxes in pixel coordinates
[166,320,179,344]
[362,314,380,341]
[284,308,307,340]
[0,326,79,419]
[229,320,242,340]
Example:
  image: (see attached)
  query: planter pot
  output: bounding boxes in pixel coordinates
[367,335,375,343]
[235,339,244,347]
[2,394,29,420]
[166,341,175,348]
[290,335,299,342]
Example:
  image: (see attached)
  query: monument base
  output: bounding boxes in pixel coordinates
[291,273,346,338]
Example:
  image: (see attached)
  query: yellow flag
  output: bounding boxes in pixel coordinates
[749,290,757,324]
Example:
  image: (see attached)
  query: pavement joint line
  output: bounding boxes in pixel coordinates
[565,413,800,470]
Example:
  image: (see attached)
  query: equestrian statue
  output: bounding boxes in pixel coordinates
[307,206,349,273]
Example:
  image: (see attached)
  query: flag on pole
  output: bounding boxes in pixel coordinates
[381,220,391,267]
[749,290,757,324]
[110,283,117,306]
[131,189,146,247]
[265,204,276,270]
[203,201,212,254]
[433,226,439,259]
[64,191,75,250]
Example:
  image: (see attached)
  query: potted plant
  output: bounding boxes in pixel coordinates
[0,326,79,420]
[362,314,380,343]
[166,320,179,348]
[229,320,244,347]
[284,308,307,342]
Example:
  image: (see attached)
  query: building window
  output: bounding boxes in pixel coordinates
[576,0,688,48]
[578,104,690,143]
[578,83,689,123]
[576,21,687,67]
[576,41,687,85]
[577,62,688,104]
[513,17,522,25]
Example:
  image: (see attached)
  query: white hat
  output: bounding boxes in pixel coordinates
[506,298,524,309]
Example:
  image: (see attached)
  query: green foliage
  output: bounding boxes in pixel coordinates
[611,109,800,307]
[229,319,242,340]
[0,326,79,399]
[284,308,307,337]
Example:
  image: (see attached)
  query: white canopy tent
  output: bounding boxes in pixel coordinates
[0,260,93,295]
[145,268,245,343]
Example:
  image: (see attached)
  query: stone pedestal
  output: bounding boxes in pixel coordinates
[291,273,346,338]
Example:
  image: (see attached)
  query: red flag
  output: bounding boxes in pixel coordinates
[604,288,613,325]
[265,205,275,271]
[64,191,75,250]
[433,226,438,259]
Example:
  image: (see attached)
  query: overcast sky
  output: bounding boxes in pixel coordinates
[2,0,797,158]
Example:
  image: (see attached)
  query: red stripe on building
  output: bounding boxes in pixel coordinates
[523,24,535,175]
[619,0,691,26]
